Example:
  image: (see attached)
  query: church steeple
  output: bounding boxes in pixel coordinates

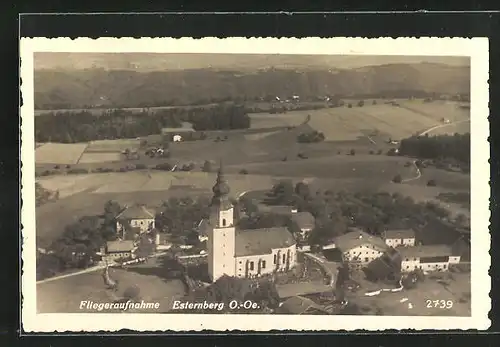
[211,160,231,208]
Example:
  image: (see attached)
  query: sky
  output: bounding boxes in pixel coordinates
[34,53,470,71]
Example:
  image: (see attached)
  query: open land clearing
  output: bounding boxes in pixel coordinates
[249,112,307,129]
[35,143,88,165]
[85,139,141,152]
[349,271,471,316]
[78,152,122,164]
[37,264,186,313]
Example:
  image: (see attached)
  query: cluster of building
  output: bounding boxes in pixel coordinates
[98,164,466,284]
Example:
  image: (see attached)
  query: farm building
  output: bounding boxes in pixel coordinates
[383,229,416,248]
[116,204,156,237]
[161,122,195,141]
[397,245,461,273]
[333,229,389,270]
[205,164,297,282]
[102,240,135,262]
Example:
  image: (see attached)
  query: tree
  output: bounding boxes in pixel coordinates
[268,180,295,206]
[350,149,356,156]
[347,103,352,108]
[202,160,213,172]
[295,182,311,200]
[239,169,249,175]
[357,100,365,107]
[427,179,437,187]
[393,175,402,183]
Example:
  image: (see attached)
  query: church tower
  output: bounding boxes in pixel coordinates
[207,161,236,282]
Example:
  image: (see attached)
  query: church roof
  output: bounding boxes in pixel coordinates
[235,227,296,257]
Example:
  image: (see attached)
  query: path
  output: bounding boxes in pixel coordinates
[397,119,469,184]
[417,118,470,137]
[36,251,170,285]
[401,160,421,183]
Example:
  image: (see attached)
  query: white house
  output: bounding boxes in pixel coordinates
[334,229,389,270]
[102,240,136,262]
[398,245,461,273]
[116,204,156,237]
[383,229,416,247]
[173,134,183,142]
[206,164,297,282]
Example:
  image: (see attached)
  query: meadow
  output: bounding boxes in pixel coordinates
[35,143,88,165]
[37,265,186,313]
[249,100,470,142]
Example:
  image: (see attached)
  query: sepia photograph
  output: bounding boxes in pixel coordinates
[20,37,490,332]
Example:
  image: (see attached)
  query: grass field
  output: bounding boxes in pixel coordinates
[349,271,471,316]
[37,265,186,313]
[226,155,416,180]
[35,143,88,165]
[249,112,307,129]
[78,152,122,163]
[257,101,470,142]
[86,139,141,152]
[424,120,470,136]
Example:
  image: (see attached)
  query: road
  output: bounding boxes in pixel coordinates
[417,118,470,137]
[401,160,421,183]
[36,251,170,285]
[398,119,470,183]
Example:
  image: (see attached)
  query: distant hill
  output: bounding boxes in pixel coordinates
[34,63,470,110]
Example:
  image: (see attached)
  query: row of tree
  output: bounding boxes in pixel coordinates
[35,104,250,143]
[399,132,470,165]
[36,201,123,280]
[262,180,456,246]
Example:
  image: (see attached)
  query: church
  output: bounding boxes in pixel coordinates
[206,164,297,282]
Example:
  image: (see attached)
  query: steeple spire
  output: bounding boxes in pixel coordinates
[211,159,231,207]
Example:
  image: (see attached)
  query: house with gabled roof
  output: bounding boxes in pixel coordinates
[115,204,156,237]
[383,228,416,247]
[333,228,389,270]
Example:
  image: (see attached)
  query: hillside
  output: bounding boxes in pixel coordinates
[34,63,470,110]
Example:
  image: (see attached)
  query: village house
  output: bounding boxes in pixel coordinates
[290,209,315,239]
[333,229,389,270]
[161,122,195,141]
[383,229,416,247]
[102,240,136,263]
[115,204,156,237]
[206,164,297,282]
[398,244,461,273]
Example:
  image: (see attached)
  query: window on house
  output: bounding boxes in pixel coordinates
[273,254,277,264]
[250,261,254,271]
[222,219,226,227]
[406,266,409,269]
[262,260,266,269]
[364,257,369,262]
[282,254,286,263]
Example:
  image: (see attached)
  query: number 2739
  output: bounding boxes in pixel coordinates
[426,300,453,309]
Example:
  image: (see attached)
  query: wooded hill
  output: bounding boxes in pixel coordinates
[34,63,470,110]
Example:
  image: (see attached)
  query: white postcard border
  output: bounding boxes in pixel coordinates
[20,37,490,332]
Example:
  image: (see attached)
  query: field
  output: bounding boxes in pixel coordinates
[35,143,88,165]
[246,100,470,142]
[37,263,186,313]
[78,152,122,164]
[349,271,471,316]
[249,112,307,129]
[85,139,141,152]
